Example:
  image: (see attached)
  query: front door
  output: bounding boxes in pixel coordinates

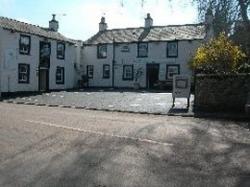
[39,41,51,91]
[39,69,49,91]
[146,64,159,89]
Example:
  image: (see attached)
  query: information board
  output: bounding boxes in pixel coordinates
[172,75,191,107]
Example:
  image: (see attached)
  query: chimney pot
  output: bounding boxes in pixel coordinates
[145,13,153,28]
[99,16,107,31]
[49,14,59,32]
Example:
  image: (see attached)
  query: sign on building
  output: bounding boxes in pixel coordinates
[172,75,191,108]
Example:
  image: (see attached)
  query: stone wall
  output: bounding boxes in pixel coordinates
[194,74,250,112]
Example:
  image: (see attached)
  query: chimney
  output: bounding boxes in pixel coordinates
[205,8,214,41]
[145,13,153,28]
[49,14,59,32]
[99,17,107,32]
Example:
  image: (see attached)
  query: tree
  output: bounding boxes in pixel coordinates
[193,0,249,35]
[190,33,246,74]
[193,0,249,59]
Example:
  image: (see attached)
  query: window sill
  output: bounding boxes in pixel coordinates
[19,52,31,56]
[18,82,29,84]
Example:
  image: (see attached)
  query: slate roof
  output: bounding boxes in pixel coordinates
[0,17,75,44]
[85,24,206,45]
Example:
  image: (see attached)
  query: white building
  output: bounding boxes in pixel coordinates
[0,12,213,94]
[82,13,212,89]
[0,15,82,95]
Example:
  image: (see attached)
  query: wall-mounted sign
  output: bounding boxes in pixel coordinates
[172,75,191,108]
[121,45,129,52]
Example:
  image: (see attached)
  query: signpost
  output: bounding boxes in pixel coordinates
[172,75,191,108]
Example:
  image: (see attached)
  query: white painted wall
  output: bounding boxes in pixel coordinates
[0,27,77,93]
[82,40,202,88]
[82,44,113,87]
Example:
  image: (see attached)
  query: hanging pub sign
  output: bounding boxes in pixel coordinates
[172,75,191,108]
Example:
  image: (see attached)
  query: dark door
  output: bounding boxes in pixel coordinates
[39,69,49,91]
[39,41,51,91]
[146,64,159,89]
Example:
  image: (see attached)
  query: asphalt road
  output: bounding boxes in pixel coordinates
[0,103,250,187]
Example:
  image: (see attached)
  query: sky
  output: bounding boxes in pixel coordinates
[0,0,198,40]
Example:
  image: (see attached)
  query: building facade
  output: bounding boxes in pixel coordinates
[82,13,212,89]
[0,12,213,94]
[0,15,82,94]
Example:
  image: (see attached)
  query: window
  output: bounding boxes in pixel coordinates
[103,64,110,79]
[56,67,64,84]
[87,65,94,79]
[166,64,180,80]
[19,35,31,55]
[167,41,178,57]
[137,42,148,57]
[123,65,134,80]
[97,44,107,58]
[18,64,30,84]
[57,42,65,59]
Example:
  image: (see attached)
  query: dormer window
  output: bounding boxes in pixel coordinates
[19,35,31,55]
[137,42,148,58]
[57,42,65,59]
[97,44,107,59]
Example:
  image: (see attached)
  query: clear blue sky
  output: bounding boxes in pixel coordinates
[0,0,198,40]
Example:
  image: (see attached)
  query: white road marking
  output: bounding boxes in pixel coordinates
[130,104,140,107]
[155,103,166,106]
[25,120,173,147]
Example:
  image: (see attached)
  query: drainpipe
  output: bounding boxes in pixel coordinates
[0,60,1,100]
[112,39,116,88]
[0,44,2,99]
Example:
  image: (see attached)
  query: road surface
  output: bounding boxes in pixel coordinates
[0,103,249,187]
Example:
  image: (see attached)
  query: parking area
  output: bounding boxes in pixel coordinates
[2,89,194,115]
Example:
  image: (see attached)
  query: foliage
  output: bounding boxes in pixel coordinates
[237,62,250,73]
[190,33,246,74]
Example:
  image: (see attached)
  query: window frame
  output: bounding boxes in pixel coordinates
[87,65,94,79]
[97,44,107,59]
[18,63,30,84]
[137,42,148,58]
[167,41,178,58]
[57,42,65,60]
[123,65,134,81]
[166,64,180,80]
[103,64,110,79]
[56,66,65,84]
[19,35,31,55]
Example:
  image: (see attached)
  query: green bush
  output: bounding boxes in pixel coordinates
[190,33,246,74]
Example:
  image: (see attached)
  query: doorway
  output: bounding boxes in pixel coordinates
[39,69,49,91]
[39,41,51,91]
[146,64,159,89]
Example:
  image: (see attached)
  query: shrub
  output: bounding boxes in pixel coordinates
[190,33,246,74]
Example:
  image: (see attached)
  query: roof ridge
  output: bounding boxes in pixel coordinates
[0,16,81,44]
[104,23,204,32]
[0,16,47,30]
